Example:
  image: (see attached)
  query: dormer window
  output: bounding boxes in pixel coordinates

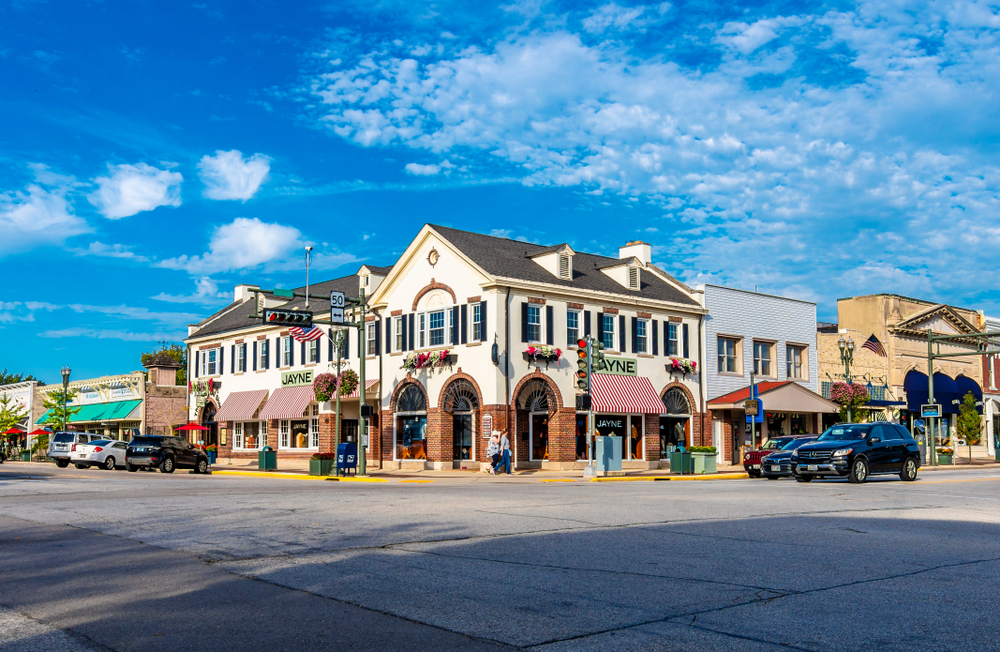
[629,267,639,289]
[559,254,571,279]
[529,244,575,280]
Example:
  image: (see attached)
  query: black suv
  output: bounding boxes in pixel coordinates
[126,436,210,474]
[791,423,920,483]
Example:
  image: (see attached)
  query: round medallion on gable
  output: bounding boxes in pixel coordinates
[427,247,440,267]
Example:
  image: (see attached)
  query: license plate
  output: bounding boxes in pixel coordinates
[748,465,759,469]
[771,465,781,472]
[807,464,818,471]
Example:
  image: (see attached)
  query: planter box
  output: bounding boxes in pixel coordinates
[691,451,717,474]
[937,454,953,465]
[309,459,336,476]
[523,352,561,367]
[207,451,217,465]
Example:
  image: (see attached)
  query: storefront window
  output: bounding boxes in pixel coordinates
[397,416,427,459]
[595,414,627,460]
[659,417,688,458]
[531,413,549,460]
[790,413,808,434]
[766,412,785,436]
[576,413,589,460]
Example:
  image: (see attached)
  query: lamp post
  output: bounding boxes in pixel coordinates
[838,336,855,422]
[60,366,71,432]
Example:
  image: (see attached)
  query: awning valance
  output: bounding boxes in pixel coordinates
[341,379,379,399]
[592,375,666,414]
[259,386,315,420]
[36,399,142,424]
[215,389,269,423]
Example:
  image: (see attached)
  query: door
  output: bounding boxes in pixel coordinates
[530,413,548,461]
[866,425,891,471]
[453,414,473,461]
[731,421,741,464]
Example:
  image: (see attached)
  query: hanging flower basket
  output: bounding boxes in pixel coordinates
[668,358,697,376]
[401,350,455,371]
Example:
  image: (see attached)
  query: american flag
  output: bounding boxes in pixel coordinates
[861,333,887,357]
[289,325,323,342]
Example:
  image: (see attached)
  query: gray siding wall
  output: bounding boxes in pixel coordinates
[702,285,818,401]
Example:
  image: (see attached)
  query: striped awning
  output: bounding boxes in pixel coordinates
[341,379,379,399]
[215,389,269,423]
[592,374,666,414]
[260,386,315,420]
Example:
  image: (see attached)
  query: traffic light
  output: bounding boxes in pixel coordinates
[592,338,606,371]
[576,338,590,392]
[262,308,313,327]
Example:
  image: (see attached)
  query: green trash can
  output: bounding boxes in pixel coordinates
[19,450,31,461]
[995,434,1000,462]
[258,446,277,471]
[670,449,692,474]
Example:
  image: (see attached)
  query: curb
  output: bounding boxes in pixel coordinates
[589,473,749,482]
[211,470,328,481]
[325,476,388,483]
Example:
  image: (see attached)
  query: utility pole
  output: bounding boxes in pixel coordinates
[927,338,937,466]
[750,371,756,448]
[334,330,343,449]
[304,246,313,308]
[357,288,368,476]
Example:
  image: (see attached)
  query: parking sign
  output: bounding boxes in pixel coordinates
[330,291,345,323]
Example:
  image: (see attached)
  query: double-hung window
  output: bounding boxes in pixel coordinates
[567,309,580,344]
[428,310,446,346]
[281,336,292,367]
[233,422,243,449]
[753,341,773,376]
[395,316,404,351]
[667,323,679,356]
[367,323,377,355]
[258,341,267,369]
[527,305,541,342]
[307,340,318,364]
[602,314,615,350]
[279,420,290,448]
[718,337,738,373]
[236,344,246,373]
[472,303,483,342]
[200,348,219,376]
[310,404,319,448]
[787,345,805,379]
[636,318,649,354]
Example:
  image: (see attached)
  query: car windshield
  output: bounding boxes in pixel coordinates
[817,426,869,441]
[763,438,791,449]
[783,438,815,450]
[129,437,162,446]
[53,433,75,443]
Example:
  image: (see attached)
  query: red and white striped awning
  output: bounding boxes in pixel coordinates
[259,386,315,420]
[592,374,666,414]
[215,389,269,423]
[341,379,379,399]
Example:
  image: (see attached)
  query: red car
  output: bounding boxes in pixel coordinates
[743,436,811,477]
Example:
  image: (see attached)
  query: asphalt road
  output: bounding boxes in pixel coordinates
[1,464,998,651]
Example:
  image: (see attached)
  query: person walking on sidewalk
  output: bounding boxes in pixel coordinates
[494,430,512,476]
[486,432,500,474]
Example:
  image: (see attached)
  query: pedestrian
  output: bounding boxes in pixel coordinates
[493,429,512,476]
[486,432,500,474]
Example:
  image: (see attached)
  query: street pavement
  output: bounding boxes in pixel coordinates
[0,463,998,651]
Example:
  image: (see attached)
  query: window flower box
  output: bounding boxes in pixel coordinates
[523,346,562,367]
[668,358,697,376]
[401,350,455,371]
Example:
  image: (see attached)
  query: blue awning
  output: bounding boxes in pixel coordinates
[955,375,983,414]
[904,371,962,414]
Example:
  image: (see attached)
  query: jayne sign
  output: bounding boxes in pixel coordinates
[598,356,637,376]
[281,369,314,388]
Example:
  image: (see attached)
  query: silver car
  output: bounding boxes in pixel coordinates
[48,432,105,468]
[70,439,128,470]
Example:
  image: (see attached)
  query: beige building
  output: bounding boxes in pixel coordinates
[818,294,984,437]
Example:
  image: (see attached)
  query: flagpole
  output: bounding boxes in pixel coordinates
[304,246,313,308]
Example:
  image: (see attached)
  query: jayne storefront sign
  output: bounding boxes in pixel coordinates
[598,356,637,376]
[281,369,315,388]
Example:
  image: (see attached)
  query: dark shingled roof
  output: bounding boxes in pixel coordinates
[363,265,394,275]
[429,225,699,306]
[144,351,182,369]
[187,275,360,340]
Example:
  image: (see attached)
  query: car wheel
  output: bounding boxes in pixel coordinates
[849,457,869,484]
[74,463,89,469]
[104,456,116,471]
[126,462,137,473]
[195,458,209,474]
[55,459,69,468]
[795,474,812,482]
[747,469,761,478]
[160,456,175,474]
[899,457,918,482]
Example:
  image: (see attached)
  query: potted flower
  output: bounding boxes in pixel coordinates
[310,452,337,476]
[689,446,717,474]
[669,358,698,376]
[401,349,454,371]
[206,444,217,465]
[313,373,337,402]
[936,447,954,465]
[523,345,562,366]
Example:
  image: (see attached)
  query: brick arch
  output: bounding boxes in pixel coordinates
[660,381,696,415]
[438,371,484,411]
[196,398,219,423]
[411,278,457,311]
[389,377,429,414]
[510,369,564,411]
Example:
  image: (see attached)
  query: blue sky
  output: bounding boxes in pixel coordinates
[3,0,1000,383]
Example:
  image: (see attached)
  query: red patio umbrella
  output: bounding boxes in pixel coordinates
[28,429,50,436]
[174,422,209,431]
[1,428,24,437]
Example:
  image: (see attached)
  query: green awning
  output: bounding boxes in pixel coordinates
[35,399,142,424]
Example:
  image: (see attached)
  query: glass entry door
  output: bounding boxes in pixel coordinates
[453,414,473,460]
[530,413,549,460]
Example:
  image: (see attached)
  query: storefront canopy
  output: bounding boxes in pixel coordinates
[591,374,666,414]
[35,399,142,424]
[956,375,983,414]
[259,386,315,420]
[215,389,269,422]
[341,379,379,399]
[904,371,962,414]
[708,382,837,413]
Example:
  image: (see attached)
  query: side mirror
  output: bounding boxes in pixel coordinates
[868,437,881,444]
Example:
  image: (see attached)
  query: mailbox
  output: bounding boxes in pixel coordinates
[337,442,358,476]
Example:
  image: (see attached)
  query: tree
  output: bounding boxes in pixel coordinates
[956,391,983,465]
[140,343,187,385]
[829,382,870,422]
[0,368,45,386]
[40,389,81,432]
[0,393,28,432]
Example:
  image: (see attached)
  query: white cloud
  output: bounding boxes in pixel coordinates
[78,241,151,263]
[198,150,271,201]
[582,3,648,33]
[159,217,302,274]
[88,163,183,219]
[151,277,229,304]
[37,328,184,341]
[1,300,197,327]
[405,162,441,175]
[0,166,89,255]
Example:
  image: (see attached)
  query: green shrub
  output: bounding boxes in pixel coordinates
[689,446,717,454]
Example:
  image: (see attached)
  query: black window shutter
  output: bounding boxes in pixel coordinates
[194,351,200,378]
[461,305,468,345]
[619,315,626,351]
[480,302,487,342]
[663,322,670,356]
[375,321,381,355]
[218,347,224,375]
[584,311,591,337]
[289,338,295,367]
[385,318,392,353]
[243,343,248,370]
[451,306,459,345]
[231,345,235,374]
[546,305,554,345]
[521,302,529,342]
[301,340,306,364]
[253,342,258,371]
[652,320,658,355]
[408,314,415,350]
[344,330,350,359]
[631,317,638,354]
[328,329,333,360]
[316,338,321,364]
[597,312,604,343]
[401,315,408,351]
[683,324,690,358]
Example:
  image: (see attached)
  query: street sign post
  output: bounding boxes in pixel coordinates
[330,291,345,324]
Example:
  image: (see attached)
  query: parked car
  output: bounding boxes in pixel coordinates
[125,435,210,474]
[761,437,817,479]
[48,432,107,468]
[743,436,811,477]
[791,423,920,483]
[70,439,128,470]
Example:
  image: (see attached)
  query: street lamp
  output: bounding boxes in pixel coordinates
[60,366,71,432]
[838,336,855,421]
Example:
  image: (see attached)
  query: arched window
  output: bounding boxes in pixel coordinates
[443,379,479,412]
[396,384,426,413]
[661,388,690,415]
[518,378,552,412]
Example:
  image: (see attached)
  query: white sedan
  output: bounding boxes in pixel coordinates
[70,439,129,470]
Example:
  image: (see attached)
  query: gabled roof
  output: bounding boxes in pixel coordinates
[361,264,394,275]
[892,303,979,336]
[186,275,360,340]
[428,224,700,307]
[709,382,791,405]
[709,381,837,413]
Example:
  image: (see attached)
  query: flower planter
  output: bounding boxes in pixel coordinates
[937,454,953,465]
[207,451,217,465]
[309,459,336,476]
[523,352,560,367]
[691,451,716,474]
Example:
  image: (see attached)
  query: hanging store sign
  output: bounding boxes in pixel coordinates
[281,369,315,388]
[597,356,636,376]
